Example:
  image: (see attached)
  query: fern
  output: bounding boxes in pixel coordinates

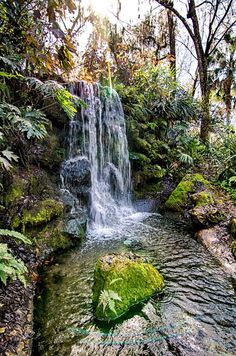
[26,77,79,119]
[17,106,49,139]
[0,103,49,139]
[98,289,122,316]
[0,243,28,287]
[0,149,18,170]
[0,229,32,245]
[177,151,194,166]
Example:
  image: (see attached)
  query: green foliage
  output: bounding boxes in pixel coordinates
[0,229,31,245]
[98,289,122,316]
[115,64,198,186]
[0,102,49,139]
[200,125,236,200]
[0,148,18,170]
[0,243,28,286]
[26,78,79,119]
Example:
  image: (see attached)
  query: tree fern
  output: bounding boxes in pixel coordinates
[0,229,32,245]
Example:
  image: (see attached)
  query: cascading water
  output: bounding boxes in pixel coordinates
[61,82,133,231]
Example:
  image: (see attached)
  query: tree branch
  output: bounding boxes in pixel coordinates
[206,0,234,55]
[176,39,197,60]
[155,1,195,44]
[209,19,236,56]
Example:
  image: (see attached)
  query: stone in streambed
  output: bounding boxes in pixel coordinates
[92,252,164,321]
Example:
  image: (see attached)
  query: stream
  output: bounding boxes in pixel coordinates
[34,212,236,356]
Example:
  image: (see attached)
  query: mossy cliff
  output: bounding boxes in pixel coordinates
[165,173,227,226]
[92,253,164,321]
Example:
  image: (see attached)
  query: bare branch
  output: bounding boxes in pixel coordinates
[209,19,236,56]
[206,0,234,55]
[176,39,197,60]
[195,1,214,9]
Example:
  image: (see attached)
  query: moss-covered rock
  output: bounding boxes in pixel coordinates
[232,240,236,259]
[32,220,74,252]
[143,164,165,180]
[191,204,226,225]
[38,133,65,168]
[165,173,230,226]
[11,199,64,229]
[165,173,209,212]
[192,191,214,207]
[229,218,236,239]
[92,253,164,321]
[5,176,28,207]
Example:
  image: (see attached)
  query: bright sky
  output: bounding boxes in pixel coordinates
[85,0,153,24]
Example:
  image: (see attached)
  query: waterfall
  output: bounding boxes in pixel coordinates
[61,82,133,230]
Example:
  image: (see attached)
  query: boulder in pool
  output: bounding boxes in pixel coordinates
[92,252,164,321]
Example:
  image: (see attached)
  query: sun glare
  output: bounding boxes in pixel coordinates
[87,0,116,17]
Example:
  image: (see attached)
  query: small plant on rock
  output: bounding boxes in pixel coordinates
[98,289,122,316]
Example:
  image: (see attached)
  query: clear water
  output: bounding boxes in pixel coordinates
[34,213,236,356]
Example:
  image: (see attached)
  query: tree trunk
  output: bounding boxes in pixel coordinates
[167,9,176,78]
[188,0,210,142]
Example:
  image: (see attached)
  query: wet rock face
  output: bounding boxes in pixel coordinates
[92,252,164,321]
[61,157,91,198]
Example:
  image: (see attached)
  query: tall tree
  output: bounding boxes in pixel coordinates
[155,0,236,141]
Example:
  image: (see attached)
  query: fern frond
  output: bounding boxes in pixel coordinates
[0,229,32,245]
[0,243,28,286]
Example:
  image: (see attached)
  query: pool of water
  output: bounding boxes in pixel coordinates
[33,213,236,355]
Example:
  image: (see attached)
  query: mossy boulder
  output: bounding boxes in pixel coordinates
[11,198,64,229]
[5,170,56,208]
[165,173,209,212]
[232,240,236,259]
[229,218,236,239]
[165,173,229,226]
[92,253,164,321]
[31,220,75,254]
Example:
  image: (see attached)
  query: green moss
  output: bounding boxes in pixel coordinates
[129,152,151,165]
[143,164,164,180]
[35,221,73,250]
[193,191,214,207]
[165,173,209,212]
[11,199,64,229]
[229,218,236,238]
[135,138,152,153]
[5,177,27,206]
[232,240,236,259]
[93,253,164,321]
[39,133,65,168]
